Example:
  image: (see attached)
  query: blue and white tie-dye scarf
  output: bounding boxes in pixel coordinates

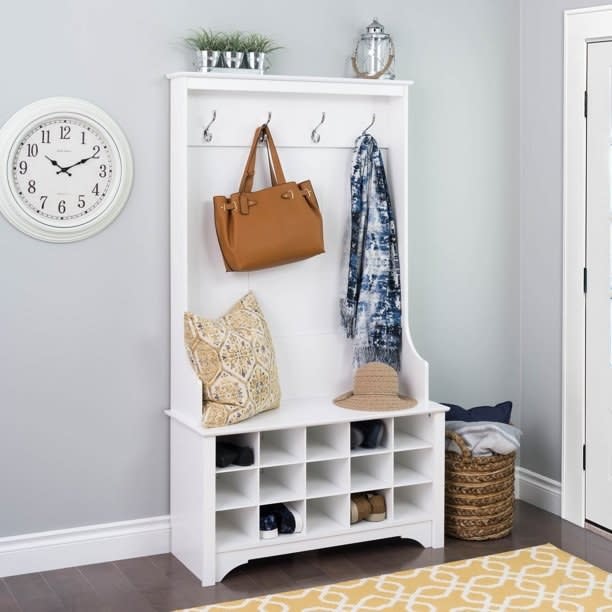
[340,133,402,371]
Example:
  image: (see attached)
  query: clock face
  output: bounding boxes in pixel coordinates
[10,116,118,228]
[0,98,133,242]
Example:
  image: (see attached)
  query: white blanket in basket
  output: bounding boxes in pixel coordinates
[445,421,521,456]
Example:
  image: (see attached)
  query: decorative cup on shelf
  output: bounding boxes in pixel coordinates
[223,51,244,69]
[245,51,266,71]
[197,50,221,72]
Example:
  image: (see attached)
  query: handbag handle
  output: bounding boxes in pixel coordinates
[239,125,287,193]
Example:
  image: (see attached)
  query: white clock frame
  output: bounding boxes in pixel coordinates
[0,97,133,242]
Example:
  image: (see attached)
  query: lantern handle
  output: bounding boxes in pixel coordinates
[259,112,272,142]
[361,113,376,135]
[351,39,395,79]
[202,110,217,143]
[311,112,326,143]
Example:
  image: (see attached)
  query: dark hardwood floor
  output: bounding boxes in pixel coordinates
[2,501,611,612]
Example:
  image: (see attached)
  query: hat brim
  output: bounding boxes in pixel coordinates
[333,391,417,411]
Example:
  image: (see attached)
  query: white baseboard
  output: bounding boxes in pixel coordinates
[516,467,562,516]
[0,515,170,578]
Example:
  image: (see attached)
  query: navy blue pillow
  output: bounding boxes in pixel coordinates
[443,401,512,423]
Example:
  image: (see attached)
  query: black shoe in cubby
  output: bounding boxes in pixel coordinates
[350,420,385,449]
[234,445,254,466]
[216,440,254,468]
[259,507,278,539]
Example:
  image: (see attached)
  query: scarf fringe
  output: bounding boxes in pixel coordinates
[354,346,401,372]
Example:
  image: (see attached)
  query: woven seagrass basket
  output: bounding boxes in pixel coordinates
[445,430,515,540]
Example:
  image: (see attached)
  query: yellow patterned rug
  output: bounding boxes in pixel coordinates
[179,543,612,611]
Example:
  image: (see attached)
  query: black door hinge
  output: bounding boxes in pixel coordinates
[583,444,586,471]
[584,267,588,293]
[585,90,588,118]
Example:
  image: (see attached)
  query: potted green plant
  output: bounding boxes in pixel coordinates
[243,33,282,71]
[184,28,223,71]
[220,31,246,69]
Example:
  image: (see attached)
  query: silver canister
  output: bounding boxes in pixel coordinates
[245,51,266,71]
[197,50,221,72]
[222,51,244,69]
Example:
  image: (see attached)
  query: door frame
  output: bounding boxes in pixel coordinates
[563,5,612,527]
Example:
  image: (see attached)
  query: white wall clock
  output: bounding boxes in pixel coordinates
[0,97,133,242]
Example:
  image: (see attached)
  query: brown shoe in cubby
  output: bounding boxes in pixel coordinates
[350,494,371,524]
[364,492,386,521]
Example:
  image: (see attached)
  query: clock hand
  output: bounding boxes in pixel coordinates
[61,154,97,173]
[45,155,72,176]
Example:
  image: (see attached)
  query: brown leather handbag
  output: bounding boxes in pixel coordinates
[213,125,325,271]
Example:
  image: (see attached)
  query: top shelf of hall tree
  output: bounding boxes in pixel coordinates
[166,72,414,96]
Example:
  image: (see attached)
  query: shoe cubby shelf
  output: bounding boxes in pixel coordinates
[175,401,446,583]
[168,75,446,587]
[203,404,446,582]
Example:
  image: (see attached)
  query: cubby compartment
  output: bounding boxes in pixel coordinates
[349,488,392,530]
[394,415,433,451]
[216,470,258,511]
[350,452,393,491]
[260,427,305,467]
[307,495,349,536]
[216,507,257,551]
[307,458,349,498]
[306,423,348,461]
[394,484,431,522]
[215,432,259,472]
[394,449,432,486]
[260,464,305,504]
[258,499,306,541]
[350,418,393,456]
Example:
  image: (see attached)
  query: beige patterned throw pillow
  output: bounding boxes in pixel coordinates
[184,292,281,427]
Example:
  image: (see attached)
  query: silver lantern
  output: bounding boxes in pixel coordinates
[351,18,395,80]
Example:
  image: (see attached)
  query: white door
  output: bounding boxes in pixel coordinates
[586,41,612,532]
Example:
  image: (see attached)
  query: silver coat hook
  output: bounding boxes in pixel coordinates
[202,110,216,143]
[311,112,326,144]
[260,112,272,142]
[362,113,376,135]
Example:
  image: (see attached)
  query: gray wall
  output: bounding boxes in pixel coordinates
[519,0,609,481]
[0,0,519,536]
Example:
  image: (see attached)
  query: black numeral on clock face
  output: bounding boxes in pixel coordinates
[99,164,107,178]
[92,145,100,159]
[18,161,27,175]
[27,144,38,157]
[41,130,50,144]
[58,200,66,214]
[60,125,71,140]
[92,183,99,195]
[81,131,86,145]
[27,180,36,194]
[40,195,47,209]
[77,195,86,208]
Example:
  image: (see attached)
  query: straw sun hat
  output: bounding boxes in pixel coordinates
[333,362,417,411]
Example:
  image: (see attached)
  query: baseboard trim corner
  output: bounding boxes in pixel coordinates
[516,466,562,516]
[0,515,170,578]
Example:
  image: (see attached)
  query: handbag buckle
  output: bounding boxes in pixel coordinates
[281,191,294,200]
